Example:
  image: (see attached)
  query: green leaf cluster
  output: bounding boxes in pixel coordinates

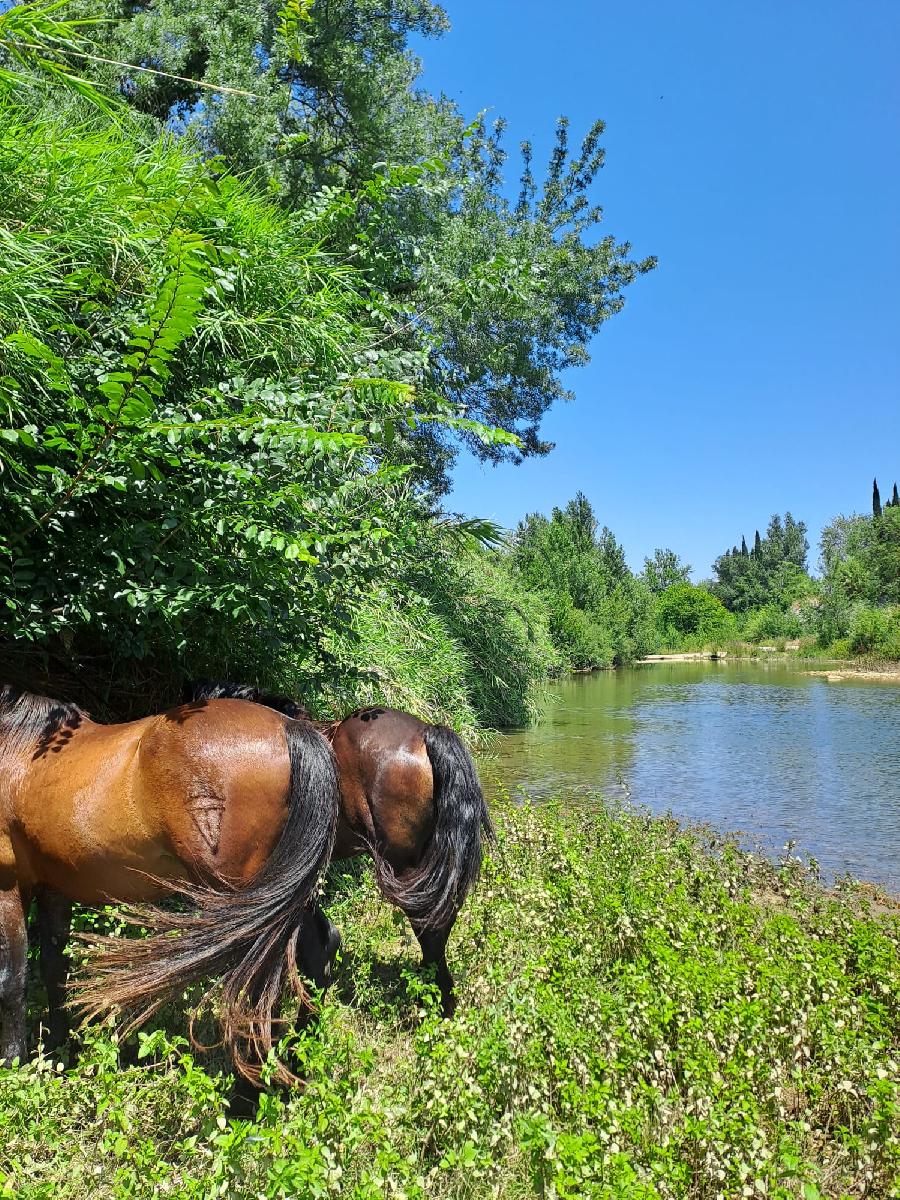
[0,90,501,710]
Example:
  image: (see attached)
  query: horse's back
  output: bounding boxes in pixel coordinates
[330,708,434,867]
[6,713,159,899]
[7,699,293,900]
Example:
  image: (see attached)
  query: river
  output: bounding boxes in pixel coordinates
[483,660,900,893]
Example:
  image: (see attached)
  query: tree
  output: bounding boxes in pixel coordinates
[776,513,809,571]
[512,495,656,667]
[654,584,734,645]
[892,483,899,508]
[64,0,655,491]
[873,478,882,519]
[711,513,810,612]
[640,548,691,595]
[0,77,512,710]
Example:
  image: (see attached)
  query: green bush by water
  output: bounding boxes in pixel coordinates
[2,794,897,1199]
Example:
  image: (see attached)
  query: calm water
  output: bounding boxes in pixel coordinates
[483,661,900,892]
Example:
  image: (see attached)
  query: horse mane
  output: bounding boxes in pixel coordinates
[0,684,88,755]
[182,679,311,722]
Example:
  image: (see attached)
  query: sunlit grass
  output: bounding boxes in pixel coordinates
[1,792,897,1198]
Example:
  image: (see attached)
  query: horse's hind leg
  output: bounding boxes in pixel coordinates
[36,889,72,1051]
[0,884,28,1064]
[414,922,457,1017]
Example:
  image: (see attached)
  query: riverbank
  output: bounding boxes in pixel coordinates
[805,664,900,683]
[1,793,897,1198]
[653,640,900,682]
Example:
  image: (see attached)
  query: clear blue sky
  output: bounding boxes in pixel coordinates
[413,1,900,579]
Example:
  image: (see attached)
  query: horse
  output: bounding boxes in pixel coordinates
[0,684,341,1085]
[184,682,494,1017]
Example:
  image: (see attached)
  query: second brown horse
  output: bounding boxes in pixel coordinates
[184,682,494,1017]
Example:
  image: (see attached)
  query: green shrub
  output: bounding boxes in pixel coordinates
[321,590,479,737]
[847,606,900,660]
[321,546,558,733]
[0,99,445,712]
[425,547,559,727]
[743,605,802,643]
[827,637,853,659]
[548,596,614,670]
[599,576,660,664]
[654,583,735,649]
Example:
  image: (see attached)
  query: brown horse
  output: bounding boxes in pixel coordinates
[0,685,340,1083]
[185,683,493,1016]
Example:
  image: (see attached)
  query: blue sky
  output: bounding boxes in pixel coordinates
[413,1,899,579]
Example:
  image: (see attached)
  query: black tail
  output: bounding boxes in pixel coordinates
[73,720,339,1086]
[375,724,493,931]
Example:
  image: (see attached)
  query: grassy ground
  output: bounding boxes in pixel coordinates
[1,793,897,1199]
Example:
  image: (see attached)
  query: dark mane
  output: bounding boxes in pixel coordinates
[181,679,311,722]
[0,685,88,756]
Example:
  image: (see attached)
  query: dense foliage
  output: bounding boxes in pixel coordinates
[693,481,900,661]
[2,791,897,1197]
[710,514,810,614]
[0,0,649,726]
[816,493,900,661]
[511,493,658,669]
[70,0,655,487]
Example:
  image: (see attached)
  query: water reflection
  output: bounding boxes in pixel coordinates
[481,661,900,891]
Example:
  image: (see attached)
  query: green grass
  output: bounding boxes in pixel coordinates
[1,794,897,1198]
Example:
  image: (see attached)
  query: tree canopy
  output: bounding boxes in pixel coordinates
[68,0,655,490]
[711,513,809,612]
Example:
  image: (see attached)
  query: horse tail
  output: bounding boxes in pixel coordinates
[373,724,493,932]
[72,720,339,1086]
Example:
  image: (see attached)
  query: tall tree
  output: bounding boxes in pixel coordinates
[712,513,809,612]
[873,478,882,519]
[779,513,809,570]
[65,0,655,491]
[640,548,692,594]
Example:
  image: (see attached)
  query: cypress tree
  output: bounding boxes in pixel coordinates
[753,530,762,558]
[892,483,899,508]
[741,536,749,557]
[873,478,882,519]
[732,545,740,558]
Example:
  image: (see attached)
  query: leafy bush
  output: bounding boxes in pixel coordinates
[319,543,558,733]
[512,493,658,668]
[320,589,480,737]
[0,93,520,715]
[548,597,615,671]
[848,606,900,659]
[743,604,803,643]
[597,575,659,664]
[424,546,558,727]
[826,637,853,659]
[654,583,735,649]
